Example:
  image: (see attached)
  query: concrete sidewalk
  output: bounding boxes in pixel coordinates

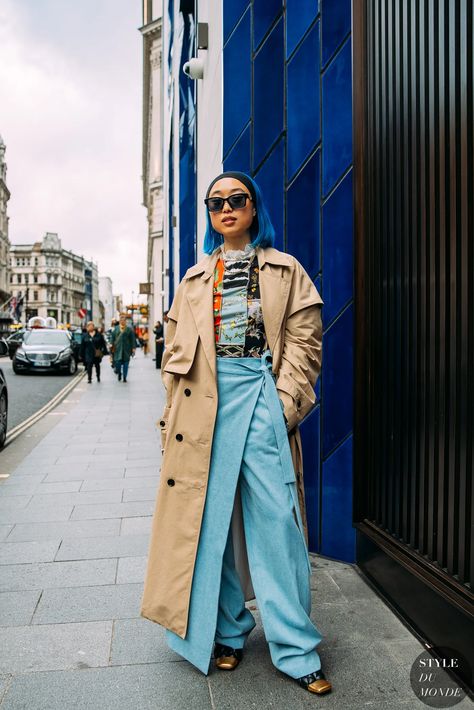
[0,353,464,709]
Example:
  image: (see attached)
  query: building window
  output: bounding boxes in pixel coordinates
[34,257,38,265]
[33,291,38,301]
[33,275,38,283]
[17,274,21,283]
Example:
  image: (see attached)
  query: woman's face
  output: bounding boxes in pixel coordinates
[87,322,95,333]
[207,178,256,239]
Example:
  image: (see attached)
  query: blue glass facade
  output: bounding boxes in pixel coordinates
[223,0,355,562]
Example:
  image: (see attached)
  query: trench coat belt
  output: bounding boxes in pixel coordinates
[219,349,312,574]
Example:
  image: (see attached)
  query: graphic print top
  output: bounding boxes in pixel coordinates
[213,243,267,358]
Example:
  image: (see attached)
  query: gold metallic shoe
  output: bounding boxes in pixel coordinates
[297,669,332,694]
[213,642,243,670]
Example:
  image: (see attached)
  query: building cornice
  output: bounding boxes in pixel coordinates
[141,17,162,205]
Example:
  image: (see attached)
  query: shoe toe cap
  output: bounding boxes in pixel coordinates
[215,656,240,670]
[307,679,332,694]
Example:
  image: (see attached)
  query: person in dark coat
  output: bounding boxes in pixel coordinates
[154,320,164,369]
[80,321,108,383]
[110,314,136,382]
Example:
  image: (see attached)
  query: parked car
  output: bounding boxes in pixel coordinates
[6,329,25,359]
[68,329,83,363]
[0,339,8,448]
[13,329,78,375]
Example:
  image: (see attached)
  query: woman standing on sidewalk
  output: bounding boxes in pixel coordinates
[80,321,108,384]
[140,171,331,696]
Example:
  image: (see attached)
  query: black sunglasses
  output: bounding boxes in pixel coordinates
[204,193,252,213]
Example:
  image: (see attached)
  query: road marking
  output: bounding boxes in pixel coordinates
[3,370,86,447]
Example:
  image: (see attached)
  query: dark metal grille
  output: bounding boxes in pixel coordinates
[359,0,473,592]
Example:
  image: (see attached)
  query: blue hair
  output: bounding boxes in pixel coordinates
[203,174,275,255]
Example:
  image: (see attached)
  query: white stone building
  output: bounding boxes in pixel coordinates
[0,135,11,305]
[9,232,99,326]
[140,0,165,354]
[99,276,114,328]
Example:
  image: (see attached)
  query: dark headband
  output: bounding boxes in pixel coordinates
[205,171,257,203]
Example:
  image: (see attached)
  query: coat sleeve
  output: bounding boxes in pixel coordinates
[275,259,323,432]
[160,278,186,409]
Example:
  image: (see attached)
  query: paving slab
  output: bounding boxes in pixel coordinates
[35,480,83,493]
[0,495,32,510]
[110,618,183,665]
[5,518,121,542]
[32,583,143,624]
[70,500,154,520]
[120,516,152,535]
[0,662,211,710]
[124,465,159,477]
[55,533,149,561]
[0,558,117,591]
[0,620,112,674]
[116,555,147,584]
[0,477,47,494]
[0,504,74,524]
[122,486,157,502]
[0,590,42,626]
[0,539,61,565]
[79,475,159,491]
[27,489,123,506]
[0,524,13,541]
[42,466,125,482]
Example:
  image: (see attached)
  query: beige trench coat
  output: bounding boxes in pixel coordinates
[140,246,323,638]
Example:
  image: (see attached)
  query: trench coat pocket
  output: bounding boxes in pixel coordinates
[162,332,199,376]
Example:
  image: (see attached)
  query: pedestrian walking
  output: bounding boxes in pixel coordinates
[80,321,108,384]
[141,329,149,356]
[110,315,136,383]
[153,320,164,369]
[140,171,331,696]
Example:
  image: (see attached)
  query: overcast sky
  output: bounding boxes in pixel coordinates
[0,0,146,303]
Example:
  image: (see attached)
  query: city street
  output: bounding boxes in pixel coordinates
[0,355,82,431]
[0,351,463,710]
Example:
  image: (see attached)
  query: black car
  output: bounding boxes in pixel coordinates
[0,339,8,448]
[68,329,83,363]
[13,329,78,375]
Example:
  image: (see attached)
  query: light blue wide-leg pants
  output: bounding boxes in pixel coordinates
[166,352,323,678]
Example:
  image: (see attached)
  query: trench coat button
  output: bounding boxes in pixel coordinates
[184,388,191,396]
[167,478,175,486]
[159,420,166,427]
[175,433,183,442]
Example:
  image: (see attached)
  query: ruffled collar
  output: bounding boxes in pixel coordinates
[219,242,255,262]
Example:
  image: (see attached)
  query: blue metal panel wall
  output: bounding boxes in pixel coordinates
[223,0,355,562]
[178,6,197,280]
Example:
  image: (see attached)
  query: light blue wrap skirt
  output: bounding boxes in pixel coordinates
[166,350,323,677]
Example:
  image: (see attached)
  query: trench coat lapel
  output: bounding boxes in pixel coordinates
[184,246,292,377]
[257,247,291,356]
